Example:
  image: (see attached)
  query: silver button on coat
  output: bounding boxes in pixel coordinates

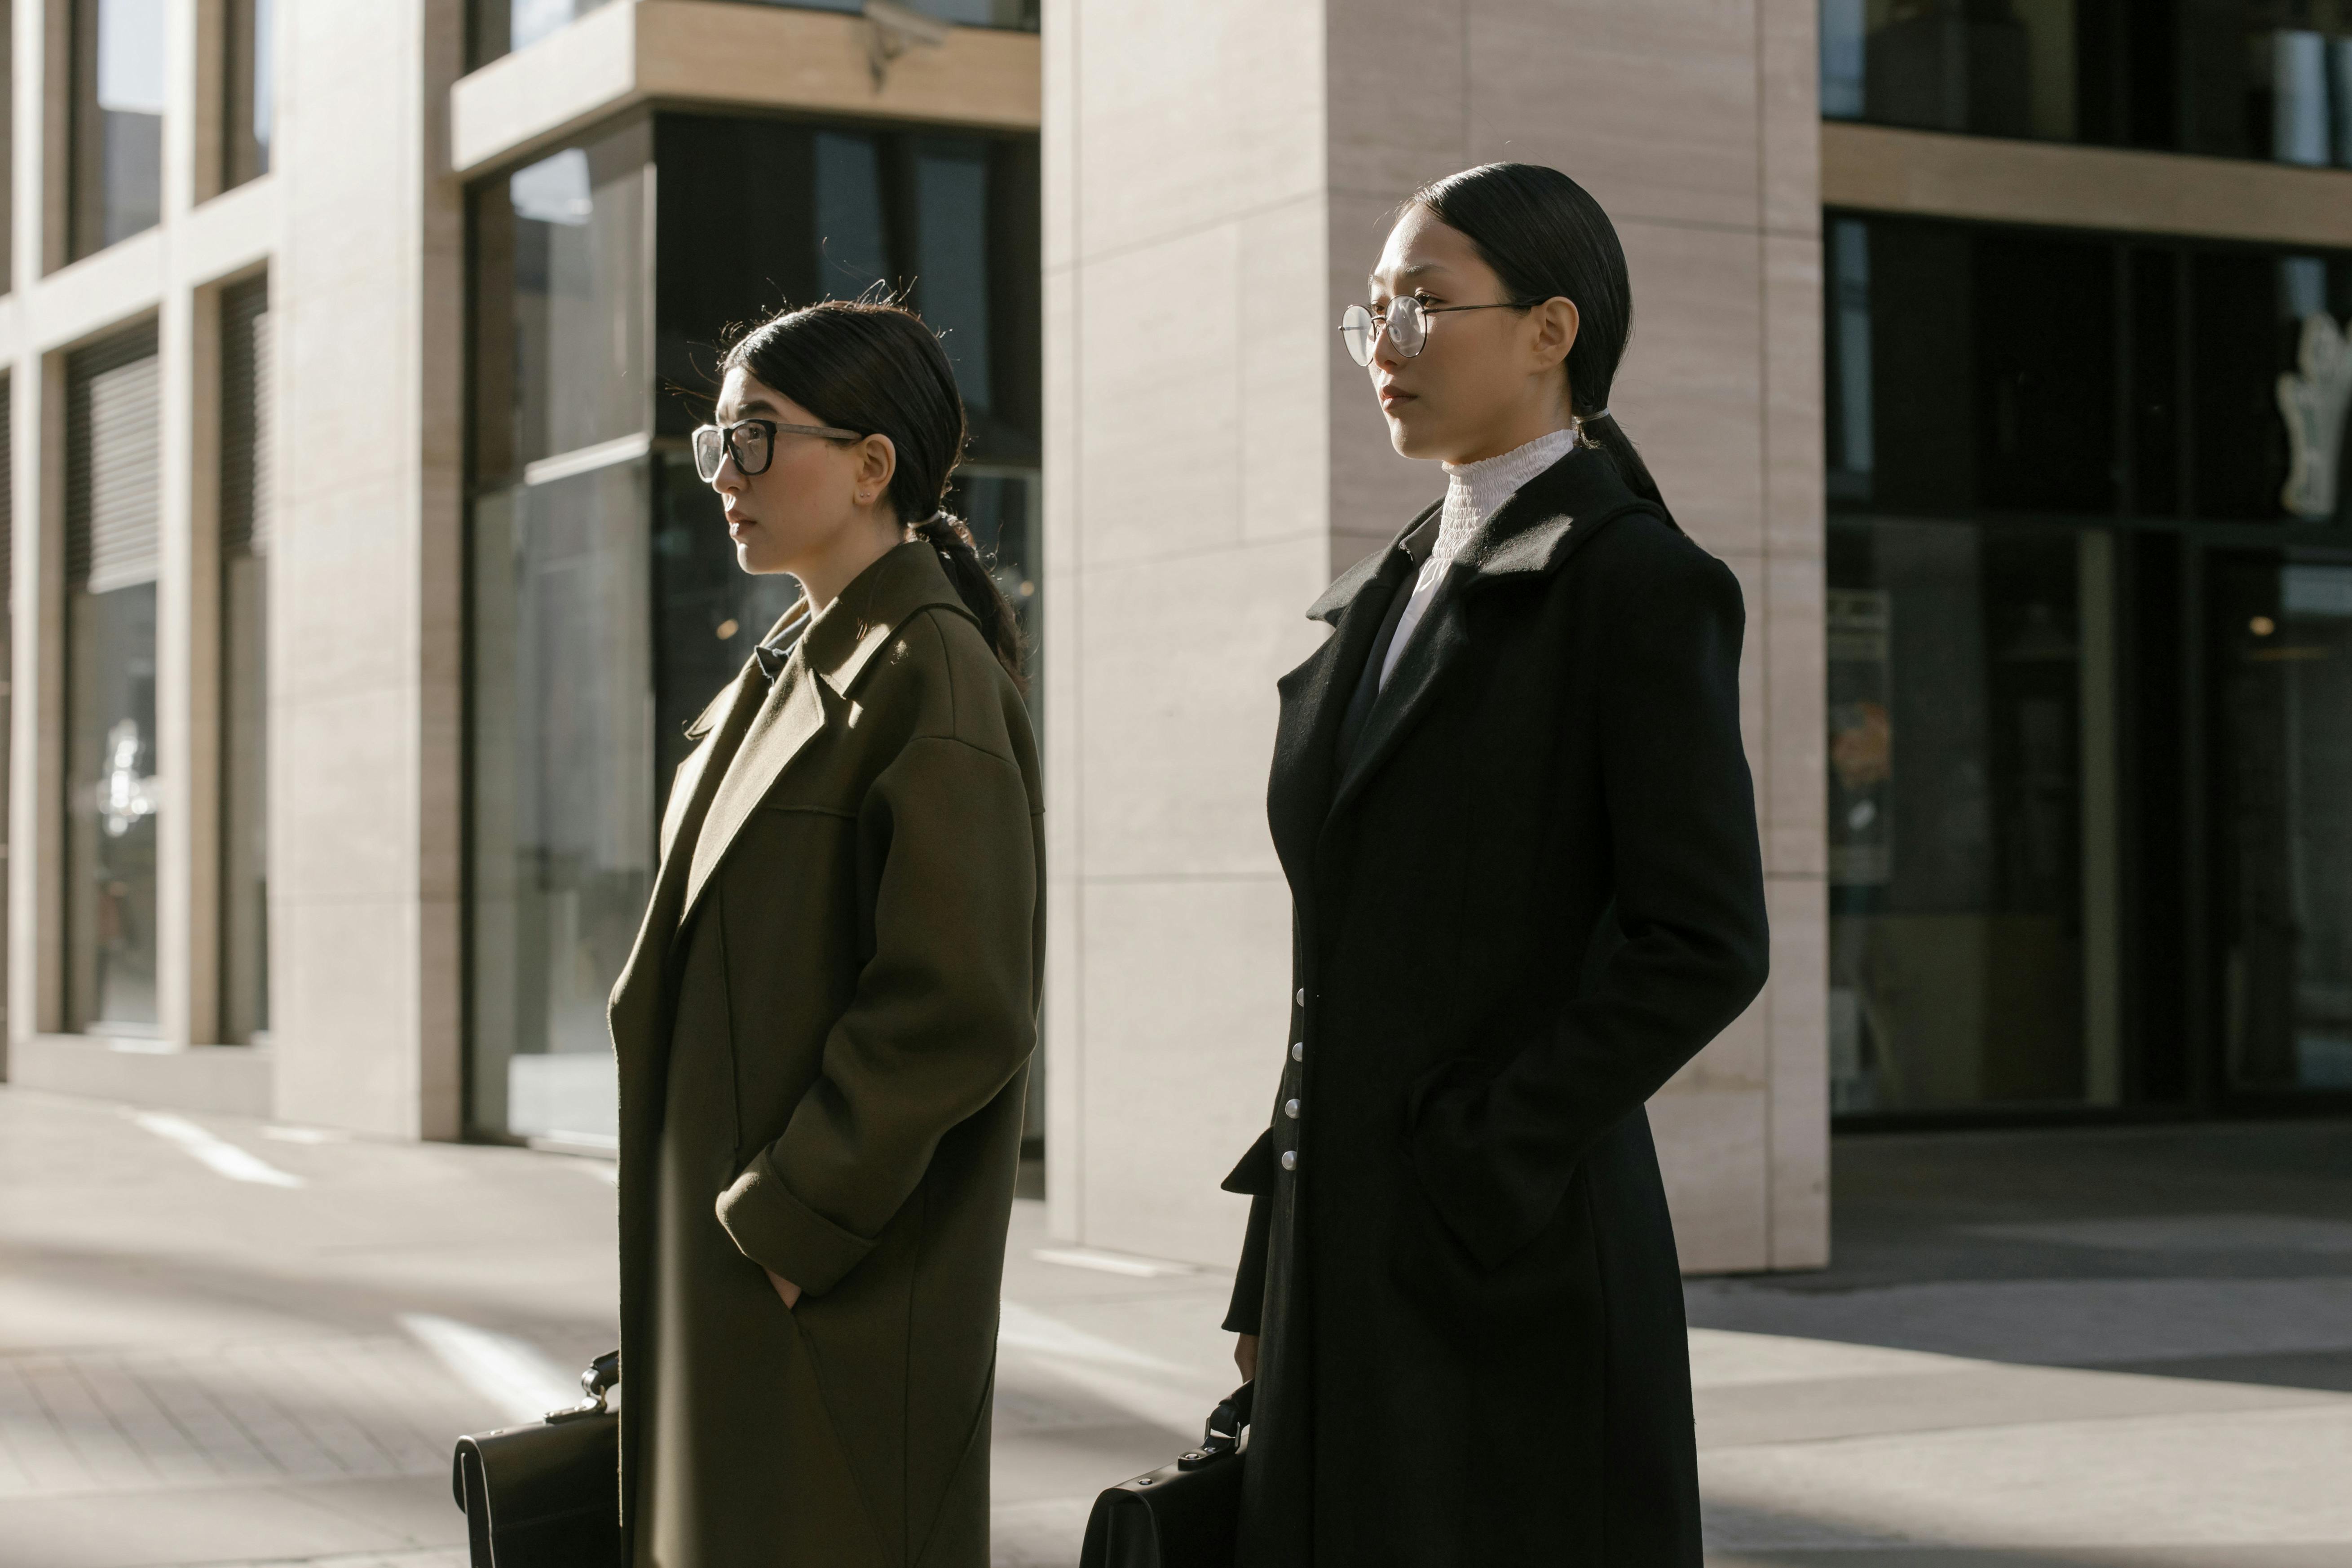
[1295,988,1306,1007]
[1291,1041,1304,1062]
[1284,1098,1300,1119]
[1280,1149,1298,1171]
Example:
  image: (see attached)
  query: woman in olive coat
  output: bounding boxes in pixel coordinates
[1220,165,1770,1565]
[607,300,1042,1568]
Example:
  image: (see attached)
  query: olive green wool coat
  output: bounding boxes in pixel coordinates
[607,541,1044,1568]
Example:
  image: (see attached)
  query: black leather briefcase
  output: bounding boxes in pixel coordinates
[451,1351,624,1568]
[1079,1383,1252,1568]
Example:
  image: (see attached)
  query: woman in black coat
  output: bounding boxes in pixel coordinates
[1220,163,1770,1567]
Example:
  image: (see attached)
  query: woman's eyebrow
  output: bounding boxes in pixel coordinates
[722,395,781,419]
[1370,262,1451,291]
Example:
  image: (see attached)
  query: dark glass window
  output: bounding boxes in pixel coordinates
[471,124,653,490]
[2191,252,2352,521]
[2211,553,2352,1092]
[224,0,273,188]
[1826,215,2117,517]
[1823,0,2352,166]
[71,0,165,258]
[221,278,272,1043]
[1828,211,2352,526]
[1829,520,2123,1113]
[64,330,163,1034]
[1827,212,2352,1119]
[467,111,1042,1143]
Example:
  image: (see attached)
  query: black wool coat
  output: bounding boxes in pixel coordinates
[1222,448,1769,1568]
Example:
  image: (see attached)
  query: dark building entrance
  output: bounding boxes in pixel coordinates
[1825,210,2352,1122]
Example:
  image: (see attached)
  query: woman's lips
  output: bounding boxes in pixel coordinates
[1378,386,1414,409]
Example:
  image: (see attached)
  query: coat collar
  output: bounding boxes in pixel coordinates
[677,541,972,934]
[1277,449,1666,857]
[1303,445,1656,627]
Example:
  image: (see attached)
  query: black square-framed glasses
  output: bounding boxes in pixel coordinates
[692,417,865,483]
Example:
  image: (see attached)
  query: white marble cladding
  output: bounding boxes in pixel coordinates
[1046,0,1828,1273]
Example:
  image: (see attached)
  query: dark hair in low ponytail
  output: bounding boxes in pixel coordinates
[723,299,1029,692]
[910,509,1027,694]
[1410,163,1669,515]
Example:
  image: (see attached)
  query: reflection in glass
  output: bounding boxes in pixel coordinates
[915,140,994,411]
[815,131,890,296]
[1827,519,2120,1113]
[470,461,653,1144]
[67,585,160,1031]
[470,126,650,488]
[66,340,163,1033]
[2191,252,2352,521]
[2214,559,2352,1091]
[225,0,273,187]
[652,456,801,785]
[1817,0,2070,140]
[72,0,165,256]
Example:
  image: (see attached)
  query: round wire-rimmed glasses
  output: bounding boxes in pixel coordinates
[1339,296,1540,367]
[692,417,865,482]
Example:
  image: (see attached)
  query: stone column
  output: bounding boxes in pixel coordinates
[268,0,468,1136]
[1046,0,1828,1272]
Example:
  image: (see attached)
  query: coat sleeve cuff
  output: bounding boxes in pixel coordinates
[1220,1192,1273,1334]
[715,1148,877,1297]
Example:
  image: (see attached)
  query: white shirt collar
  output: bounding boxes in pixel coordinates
[1430,427,1581,571]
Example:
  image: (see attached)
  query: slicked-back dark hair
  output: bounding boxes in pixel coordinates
[723,299,1027,691]
[1411,162,1667,512]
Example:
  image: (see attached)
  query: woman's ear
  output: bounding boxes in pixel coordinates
[1529,296,1580,372]
[855,433,898,505]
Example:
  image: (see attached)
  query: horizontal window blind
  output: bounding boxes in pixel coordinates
[221,278,272,556]
[66,329,163,595]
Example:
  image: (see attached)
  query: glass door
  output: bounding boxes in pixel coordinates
[2210,552,2352,1096]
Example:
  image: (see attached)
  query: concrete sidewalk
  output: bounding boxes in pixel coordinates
[2,1086,2347,1566]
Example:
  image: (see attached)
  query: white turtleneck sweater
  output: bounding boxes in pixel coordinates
[1378,427,1580,691]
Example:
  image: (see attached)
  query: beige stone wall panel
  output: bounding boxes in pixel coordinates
[1325,0,1468,202]
[1466,0,1763,234]
[1648,1085,1770,1273]
[1069,2,1325,264]
[270,0,465,1138]
[1077,544,1324,881]
[1822,120,2352,250]
[1609,218,1765,559]
[1758,0,1825,235]
[1077,876,1295,1265]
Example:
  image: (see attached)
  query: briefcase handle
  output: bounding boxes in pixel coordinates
[1177,1381,1253,1471]
[545,1351,621,1426]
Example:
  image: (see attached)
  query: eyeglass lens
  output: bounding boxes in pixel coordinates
[1339,297,1429,367]
[692,422,773,483]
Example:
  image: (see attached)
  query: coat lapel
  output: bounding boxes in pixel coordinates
[674,542,969,939]
[1324,449,1654,821]
[1265,509,1430,888]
